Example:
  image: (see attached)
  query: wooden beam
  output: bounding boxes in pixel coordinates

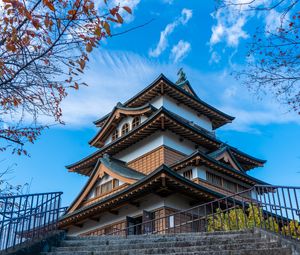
[129,201,140,208]
[109,209,119,215]
[75,223,84,228]
[160,82,164,94]
[89,216,101,222]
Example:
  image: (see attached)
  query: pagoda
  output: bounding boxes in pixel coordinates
[59,70,267,236]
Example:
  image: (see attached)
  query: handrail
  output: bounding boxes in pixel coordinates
[0,191,63,200]
[0,192,66,251]
[104,185,300,240]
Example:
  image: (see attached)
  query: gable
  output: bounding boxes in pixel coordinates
[214,151,244,172]
[67,157,145,213]
[90,104,154,147]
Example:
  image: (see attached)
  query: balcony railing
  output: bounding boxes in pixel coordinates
[0,192,66,252]
[108,185,300,240]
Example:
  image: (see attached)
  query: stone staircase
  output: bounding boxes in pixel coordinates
[41,229,299,255]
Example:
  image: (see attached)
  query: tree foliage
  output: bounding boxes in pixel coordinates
[0,0,131,155]
[216,0,300,114]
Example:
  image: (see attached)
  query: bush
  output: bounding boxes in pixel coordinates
[207,205,279,233]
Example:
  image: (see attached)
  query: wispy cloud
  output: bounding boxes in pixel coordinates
[162,0,174,4]
[149,8,192,58]
[208,1,292,64]
[210,8,249,48]
[56,50,300,133]
[170,40,191,63]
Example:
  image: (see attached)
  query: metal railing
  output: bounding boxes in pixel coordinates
[0,192,66,251]
[107,185,300,239]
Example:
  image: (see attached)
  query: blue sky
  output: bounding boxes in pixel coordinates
[3,0,300,206]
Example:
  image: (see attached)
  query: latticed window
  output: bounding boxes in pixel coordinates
[100,181,112,194]
[111,129,119,141]
[132,116,141,129]
[95,179,120,196]
[183,169,193,179]
[206,172,222,186]
[223,179,237,192]
[121,123,129,135]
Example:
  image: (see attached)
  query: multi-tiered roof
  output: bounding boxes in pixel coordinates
[60,72,267,230]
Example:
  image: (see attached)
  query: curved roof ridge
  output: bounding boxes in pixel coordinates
[100,154,145,180]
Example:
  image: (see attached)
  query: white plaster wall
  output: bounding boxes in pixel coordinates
[163,131,196,155]
[150,95,212,131]
[150,96,163,109]
[115,132,164,162]
[195,166,209,180]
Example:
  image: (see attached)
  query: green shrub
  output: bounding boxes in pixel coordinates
[207,205,280,233]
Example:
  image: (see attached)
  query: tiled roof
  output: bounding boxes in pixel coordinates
[100,154,145,180]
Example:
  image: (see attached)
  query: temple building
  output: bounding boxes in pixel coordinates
[59,70,267,236]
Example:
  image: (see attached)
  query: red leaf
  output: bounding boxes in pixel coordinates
[122,6,132,14]
[86,43,93,52]
[116,13,123,24]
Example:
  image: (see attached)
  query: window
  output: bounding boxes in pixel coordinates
[121,123,129,135]
[113,179,119,188]
[132,116,140,129]
[100,181,112,194]
[95,179,119,196]
[183,169,193,180]
[206,172,222,186]
[111,129,119,141]
[169,215,175,228]
[223,179,237,192]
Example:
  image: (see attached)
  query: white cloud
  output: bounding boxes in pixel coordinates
[209,51,221,64]
[163,0,174,4]
[210,8,249,48]
[265,9,282,33]
[58,50,179,126]
[149,8,193,57]
[32,49,299,132]
[170,40,191,63]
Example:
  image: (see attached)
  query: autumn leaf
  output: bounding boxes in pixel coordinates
[32,19,40,29]
[95,26,101,37]
[116,13,123,24]
[103,21,111,36]
[44,0,55,11]
[86,43,93,52]
[110,7,119,16]
[123,6,132,14]
[68,10,77,15]
[107,17,118,23]
[78,59,85,69]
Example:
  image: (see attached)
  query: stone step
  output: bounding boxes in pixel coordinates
[54,238,269,251]
[44,241,281,255]
[65,230,254,241]
[155,247,292,255]
[61,233,260,247]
